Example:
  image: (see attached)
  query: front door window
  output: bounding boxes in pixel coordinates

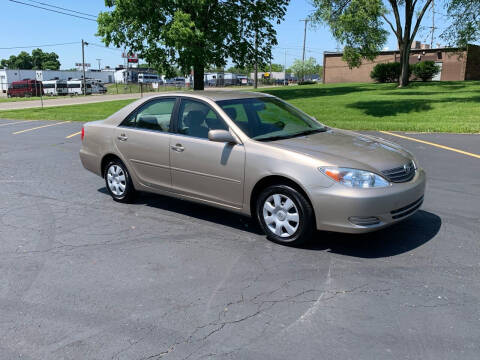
[177,99,228,139]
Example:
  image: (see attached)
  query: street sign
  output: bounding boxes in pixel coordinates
[127,58,138,63]
[35,71,43,81]
[122,52,137,59]
[75,63,91,67]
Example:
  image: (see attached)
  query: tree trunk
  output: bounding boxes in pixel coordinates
[398,42,411,87]
[193,64,204,91]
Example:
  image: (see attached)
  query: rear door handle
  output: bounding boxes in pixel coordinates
[171,144,185,152]
[117,134,128,141]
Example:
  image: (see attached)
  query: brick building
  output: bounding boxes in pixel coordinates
[323,44,480,83]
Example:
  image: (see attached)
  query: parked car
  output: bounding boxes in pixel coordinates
[88,79,107,94]
[80,91,426,246]
[7,79,43,97]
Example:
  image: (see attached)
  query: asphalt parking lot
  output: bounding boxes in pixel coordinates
[0,119,479,360]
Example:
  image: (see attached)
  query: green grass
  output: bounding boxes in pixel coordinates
[0,81,479,132]
[0,99,135,122]
[258,81,480,133]
[105,83,182,94]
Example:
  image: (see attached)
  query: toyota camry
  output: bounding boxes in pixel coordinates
[80,91,426,245]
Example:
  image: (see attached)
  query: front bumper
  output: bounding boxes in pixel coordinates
[308,169,426,233]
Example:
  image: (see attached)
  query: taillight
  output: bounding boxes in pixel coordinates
[81,126,85,141]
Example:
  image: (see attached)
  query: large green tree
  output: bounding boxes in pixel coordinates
[311,0,434,87]
[289,57,320,80]
[442,0,480,47]
[97,0,289,90]
[1,51,32,69]
[0,49,60,70]
[31,49,61,70]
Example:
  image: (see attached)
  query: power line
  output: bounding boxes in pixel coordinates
[7,0,97,22]
[89,43,124,52]
[23,0,96,18]
[0,41,79,50]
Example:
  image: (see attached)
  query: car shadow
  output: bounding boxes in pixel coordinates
[98,188,263,234]
[304,210,441,258]
[98,188,440,257]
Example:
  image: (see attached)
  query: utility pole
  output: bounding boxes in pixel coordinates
[430,0,436,48]
[81,39,88,96]
[284,48,287,86]
[300,19,308,81]
[254,31,258,89]
[96,58,102,70]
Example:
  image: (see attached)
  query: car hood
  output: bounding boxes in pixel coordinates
[266,128,413,172]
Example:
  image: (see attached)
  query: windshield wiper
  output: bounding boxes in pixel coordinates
[256,128,327,142]
[294,128,327,136]
[256,135,294,142]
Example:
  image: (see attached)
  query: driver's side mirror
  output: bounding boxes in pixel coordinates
[208,129,238,144]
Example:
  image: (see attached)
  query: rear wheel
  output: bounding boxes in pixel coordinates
[256,185,314,246]
[104,159,136,203]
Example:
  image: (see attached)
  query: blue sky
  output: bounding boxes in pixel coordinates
[1,0,449,70]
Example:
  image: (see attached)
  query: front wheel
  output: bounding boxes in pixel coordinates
[256,185,315,246]
[104,160,136,203]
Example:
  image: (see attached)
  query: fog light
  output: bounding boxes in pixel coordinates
[348,216,381,226]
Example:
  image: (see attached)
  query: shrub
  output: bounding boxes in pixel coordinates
[370,62,402,83]
[370,62,418,83]
[412,61,441,81]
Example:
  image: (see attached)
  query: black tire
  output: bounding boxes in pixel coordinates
[104,159,136,203]
[256,184,315,246]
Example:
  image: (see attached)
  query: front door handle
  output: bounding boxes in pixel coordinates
[117,134,128,141]
[171,144,185,152]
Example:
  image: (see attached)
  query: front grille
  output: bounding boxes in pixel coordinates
[382,161,416,183]
[390,196,424,219]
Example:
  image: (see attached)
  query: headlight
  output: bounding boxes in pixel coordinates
[319,167,390,188]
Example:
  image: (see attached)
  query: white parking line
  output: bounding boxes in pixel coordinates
[0,120,36,127]
[13,121,71,135]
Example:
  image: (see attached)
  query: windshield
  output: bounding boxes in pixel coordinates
[216,97,326,141]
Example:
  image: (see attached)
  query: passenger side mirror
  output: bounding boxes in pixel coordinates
[208,130,237,144]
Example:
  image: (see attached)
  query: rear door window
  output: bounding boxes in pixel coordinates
[121,98,176,132]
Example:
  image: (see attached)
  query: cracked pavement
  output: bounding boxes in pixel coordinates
[0,120,479,359]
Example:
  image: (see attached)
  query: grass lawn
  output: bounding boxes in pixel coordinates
[0,99,135,122]
[106,83,182,94]
[258,81,480,133]
[0,81,478,132]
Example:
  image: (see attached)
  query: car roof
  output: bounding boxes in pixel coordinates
[101,90,274,126]
[145,90,273,102]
